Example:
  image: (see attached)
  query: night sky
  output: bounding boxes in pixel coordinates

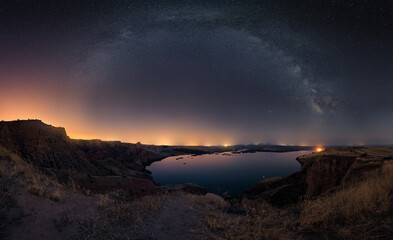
[0,0,392,145]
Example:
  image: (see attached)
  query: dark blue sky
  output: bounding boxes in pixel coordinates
[1,0,392,145]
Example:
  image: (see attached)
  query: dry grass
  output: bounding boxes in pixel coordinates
[97,194,135,223]
[187,193,229,210]
[202,201,296,240]
[362,147,393,156]
[205,213,293,240]
[96,193,166,223]
[133,194,166,213]
[198,162,393,239]
[186,193,295,239]
[49,188,63,202]
[299,162,393,239]
[77,193,173,239]
[0,146,61,201]
[28,175,47,196]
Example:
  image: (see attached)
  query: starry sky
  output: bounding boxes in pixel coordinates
[0,0,392,146]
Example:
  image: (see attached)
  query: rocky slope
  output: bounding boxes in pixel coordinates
[0,120,218,195]
[244,147,391,206]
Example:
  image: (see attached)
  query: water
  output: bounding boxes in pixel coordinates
[147,150,313,196]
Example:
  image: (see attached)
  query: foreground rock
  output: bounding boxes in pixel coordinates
[245,147,392,206]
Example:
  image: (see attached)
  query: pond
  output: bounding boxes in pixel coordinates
[147,150,313,196]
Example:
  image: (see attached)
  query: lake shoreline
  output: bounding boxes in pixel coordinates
[147,150,313,197]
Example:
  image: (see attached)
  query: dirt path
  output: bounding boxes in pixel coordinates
[7,189,97,240]
[6,189,216,239]
[145,196,211,240]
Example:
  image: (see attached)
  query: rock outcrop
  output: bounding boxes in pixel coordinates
[0,120,215,195]
[244,147,389,206]
[0,120,160,177]
[297,152,357,196]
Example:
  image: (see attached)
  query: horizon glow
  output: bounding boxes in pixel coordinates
[1,1,392,146]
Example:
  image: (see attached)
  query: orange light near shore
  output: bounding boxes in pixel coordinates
[316,147,324,152]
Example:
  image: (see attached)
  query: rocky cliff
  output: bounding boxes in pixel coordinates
[0,120,160,176]
[244,147,390,206]
[0,120,214,195]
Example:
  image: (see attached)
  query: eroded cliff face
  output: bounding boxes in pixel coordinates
[0,120,97,172]
[0,120,175,195]
[244,148,387,206]
[0,120,175,173]
[297,153,357,196]
[0,120,221,195]
[1,121,133,175]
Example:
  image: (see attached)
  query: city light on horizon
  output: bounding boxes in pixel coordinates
[1,0,393,147]
[316,147,324,152]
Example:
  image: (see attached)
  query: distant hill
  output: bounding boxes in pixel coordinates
[0,120,217,195]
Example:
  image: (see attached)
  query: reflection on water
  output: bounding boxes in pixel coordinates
[147,150,313,196]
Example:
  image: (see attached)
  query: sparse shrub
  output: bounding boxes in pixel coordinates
[202,203,293,240]
[97,194,136,222]
[49,188,63,202]
[97,194,115,209]
[28,175,46,196]
[132,194,164,214]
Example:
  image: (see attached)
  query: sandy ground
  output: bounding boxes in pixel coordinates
[145,196,211,240]
[7,189,97,240]
[5,188,218,240]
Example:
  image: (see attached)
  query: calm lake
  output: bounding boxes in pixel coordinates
[147,150,313,196]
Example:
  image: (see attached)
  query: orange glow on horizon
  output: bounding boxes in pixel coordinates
[316,147,324,152]
[0,81,330,146]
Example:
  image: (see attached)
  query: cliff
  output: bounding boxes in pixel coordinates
[244,147,390,206]
[0,120,100,174]
[0,120,212,195]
